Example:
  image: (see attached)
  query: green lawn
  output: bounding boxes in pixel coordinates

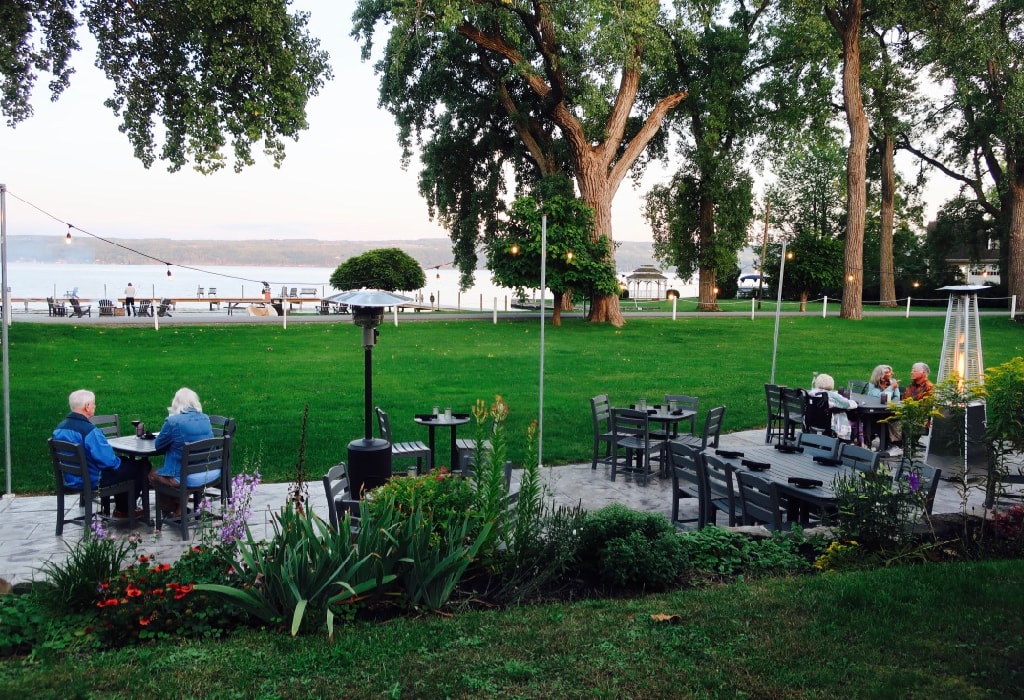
[7,315,1023,493]
[2,559,1021,698]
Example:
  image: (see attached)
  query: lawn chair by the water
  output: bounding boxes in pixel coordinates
[137,299,153,317]
[68,298,91,317]
[98,299,115,316]
[157,299,173,317]
[47,297,66,317]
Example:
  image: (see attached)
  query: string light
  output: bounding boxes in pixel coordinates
[166,265,173,280]
[565,250,574,261]
[510,243,519,255]
[65,224,72,245]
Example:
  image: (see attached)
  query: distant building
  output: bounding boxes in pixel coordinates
[947,240,1001,286]
[624,265,668,299]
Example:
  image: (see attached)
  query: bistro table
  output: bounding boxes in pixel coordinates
[413,413,471,471]
[848,392,895,451]
[108,434,161,523]
[642,404,697,440]
[708,444,854,524]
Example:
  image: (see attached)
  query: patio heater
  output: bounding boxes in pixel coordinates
[928,285,988,470]
[331,289,411,497]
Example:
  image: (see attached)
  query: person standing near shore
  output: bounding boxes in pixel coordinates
[124,282,136,316]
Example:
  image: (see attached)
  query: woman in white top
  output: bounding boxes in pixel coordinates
[808,373,859,441]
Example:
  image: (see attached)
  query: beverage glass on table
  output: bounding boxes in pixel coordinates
[669,400,677,412]
[432,405,440,417]
[638,398,647,411]
[444,407,452,420]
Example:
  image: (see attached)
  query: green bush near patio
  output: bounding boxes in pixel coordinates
[5,315,1023,494]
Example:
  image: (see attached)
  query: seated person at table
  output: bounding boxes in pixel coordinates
[866,364,903,450]
[150,388,218,509]
[903,362,935,401]
[808,373,859,441]
[53,389,145,518]
[867,364,901,400]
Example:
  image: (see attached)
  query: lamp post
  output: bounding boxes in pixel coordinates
[769,241,790,385]
[0,184,10,495]
[330,289,411,497]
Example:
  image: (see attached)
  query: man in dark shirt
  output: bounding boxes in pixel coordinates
[53,389,144,518]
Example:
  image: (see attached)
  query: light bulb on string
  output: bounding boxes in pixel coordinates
[166,265,173,280]
[65,224,72,245]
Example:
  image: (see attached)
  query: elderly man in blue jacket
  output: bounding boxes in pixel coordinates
[53,389,144,518]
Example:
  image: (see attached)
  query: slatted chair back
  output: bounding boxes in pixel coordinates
[798,431,838,459]
[376,407,432,475]
[667,441,702,527]
[89,414,121,438]
[895,461,942,514]
[610,407,664,485]
[781,387,805,442]
[700,453,742,527]
[838,442,880,472]
[157,298,173,317]
[197,286,205,297]
[98,299,115,316]
[137,299,153,316]
[590,394,615,470]
[68,298,91,317]
[764,383,785,443]
[49,437,136,536]
[153,437,224,540]
[670,405,726,451]
[208,416,237,503]
[735,470,784,530]
[663,393,699,435]
[322,462,360,531]
[208,287,217,296]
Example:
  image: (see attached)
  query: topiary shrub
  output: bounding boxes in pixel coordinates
[577,504,686,590]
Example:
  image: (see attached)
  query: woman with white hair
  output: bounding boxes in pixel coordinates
[808,373,859,441]
[151,388,216,498]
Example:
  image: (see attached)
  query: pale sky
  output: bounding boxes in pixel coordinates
[0,0,958,245]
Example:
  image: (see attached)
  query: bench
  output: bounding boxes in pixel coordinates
[300,287,318,296]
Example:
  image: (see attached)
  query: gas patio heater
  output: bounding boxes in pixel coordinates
[927,284,988,470]
[331,289,411,497]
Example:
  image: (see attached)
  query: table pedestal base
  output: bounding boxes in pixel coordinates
[347,438,392,498]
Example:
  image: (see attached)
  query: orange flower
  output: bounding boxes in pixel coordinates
[138,555,149,563]
[155,563,171,573]
[126,584,142,598]
[139,616,151,626]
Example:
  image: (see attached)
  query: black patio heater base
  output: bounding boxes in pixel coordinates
[347,438,392,498]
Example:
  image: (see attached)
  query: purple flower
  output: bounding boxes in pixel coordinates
[908,472,921,493]
[89,514,107,539]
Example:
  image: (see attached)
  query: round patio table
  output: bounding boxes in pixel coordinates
[414,413,471,471]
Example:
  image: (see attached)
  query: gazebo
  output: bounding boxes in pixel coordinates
[625,265,668,300]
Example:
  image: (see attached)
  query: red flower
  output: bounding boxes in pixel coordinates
[126,584,142,598]
[139,616,151,626]
[155,563,171,573]
[138,555,149,563]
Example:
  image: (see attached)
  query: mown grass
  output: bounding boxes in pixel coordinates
[1,559,1021,698]
[7,315,1024,493]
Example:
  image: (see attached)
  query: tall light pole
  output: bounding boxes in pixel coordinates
[538,215,546,469]
[770,240,789,385]
[1,184,9,495]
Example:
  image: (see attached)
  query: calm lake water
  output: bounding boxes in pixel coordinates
[2,262,697,312]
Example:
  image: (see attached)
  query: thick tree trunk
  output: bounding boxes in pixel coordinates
[1008,164,1024,308]
[697,272,718,311]
[800,290,809,312]
[696,192,720,311]
[879,134,897,307]
[552,291,563,327]
[829,0,867,321]
[578,167,625,326]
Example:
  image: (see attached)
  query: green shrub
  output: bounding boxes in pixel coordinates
[364,470,478,535]
[0,593,47,658]
[577,505,687,590]
[678,527,819,578]
[36,518,137,614]
[830,467,921,548]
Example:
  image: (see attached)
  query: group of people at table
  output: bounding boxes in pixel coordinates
[807,362,935,458]
[52,387,216,520]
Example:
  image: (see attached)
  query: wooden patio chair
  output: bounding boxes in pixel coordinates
[98,299,115,316]
[610,407,665,486]
[68,298,91,317]
[736,470,785,530]
[667,441,702,527]
[590,394,615,470]
[89,414,121,438]
[153,437,225,540]
[322,462,360,531]
[137,299,153,317]
[50,437,137,535]
[764,383,786,443]
[376,407,432,476]
[156,298,173,317]
[671,405,726,452]
[700,453,743,528]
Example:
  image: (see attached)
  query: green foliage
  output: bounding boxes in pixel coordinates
[0,0,78,125]
[0,592,49,658]
[36,523,136,614]
[577,505,686,590]
[364,472,477,537]
[830,467,922,548]
[982,357,1024,508]
[80,0,332,173]
[678,526,818,578]
[196,502,388,636]
[486,188,620,300]
[328,248,426,292]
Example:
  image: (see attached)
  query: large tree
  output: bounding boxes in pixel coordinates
[903,0,1024,308]
[2,1,331,173]
[645,0,833,311]
[352,0,690,326]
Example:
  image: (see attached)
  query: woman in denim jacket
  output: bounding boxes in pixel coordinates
[152,388,216,488]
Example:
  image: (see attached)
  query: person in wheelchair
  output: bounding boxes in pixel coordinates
[807,373,859,442]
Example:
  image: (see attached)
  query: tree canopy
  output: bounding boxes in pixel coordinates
[329,248,426,293]
[2,0,332,173]
[352,0,691,326]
